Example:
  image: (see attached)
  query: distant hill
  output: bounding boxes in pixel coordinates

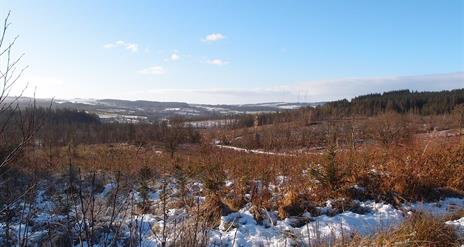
[5,89,463,124]
[8,89,463,123]
[6,97,322,123]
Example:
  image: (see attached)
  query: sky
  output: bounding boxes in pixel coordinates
[1,0,463,104]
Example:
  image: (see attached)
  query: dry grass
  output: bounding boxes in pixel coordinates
[1,112,464,245]
[12,137,464,206]
[346,213,461,247]
[1,117,462,246]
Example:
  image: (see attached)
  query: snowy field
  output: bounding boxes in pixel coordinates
[1,178,463,247]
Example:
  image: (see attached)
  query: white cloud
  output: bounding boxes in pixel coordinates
[170,53,180,61]
[103,40,139,52]
[137,66,165,75]
[202,33,226,42]
[292,72,464,102]
[131,72,464,104]
[207,59,229,65]
[163,50,184,62]
[17,72,462,105]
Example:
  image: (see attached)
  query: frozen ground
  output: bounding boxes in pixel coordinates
[209,198,464,246]
[216,144,295,157]
[1,180,463,246]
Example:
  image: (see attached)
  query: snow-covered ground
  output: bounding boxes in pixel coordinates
[211,201,403,246]
[209,198,464,246]
[186,119,237,128]
[216,144,295,157]
[1,178,463,246]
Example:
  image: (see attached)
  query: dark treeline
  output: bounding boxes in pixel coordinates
[322,89,464,116]
[43,108,101,125]
[0,108,201,147]
[233,89,464,128]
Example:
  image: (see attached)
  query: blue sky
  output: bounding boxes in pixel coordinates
[1,0,463,104]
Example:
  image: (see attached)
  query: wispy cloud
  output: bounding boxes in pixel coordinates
[128,87,292,104]
[137,66,165,75]
[164,52,181,62]
[132,72,463,104]
[103,40,139,52]
[207,59,229,65]
[164,50,187,62]
[202,33,226,42]
[292,72,464,102]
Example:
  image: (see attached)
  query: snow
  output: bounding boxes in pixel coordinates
[99,182,116,198]
[2,180,463,246]
[144,196,464,246]
[210,201,404,246]
[446,217,464,238]
[216,145,295,156]
[66,98,99,105]
[277,104,302,109]
[97,113,148,123]
[187,119,236,128]
[405,197,464,216]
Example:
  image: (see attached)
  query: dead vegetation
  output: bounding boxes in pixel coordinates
[1,102,463,246]
[346,213,461,247]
